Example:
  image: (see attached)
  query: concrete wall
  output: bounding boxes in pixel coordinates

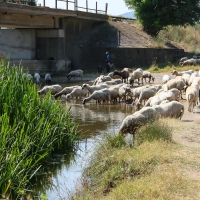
[0,29,35,59]
[10,59,71,75]
[68,47,185,71]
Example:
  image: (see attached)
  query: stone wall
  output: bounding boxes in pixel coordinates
[68,47,185,71]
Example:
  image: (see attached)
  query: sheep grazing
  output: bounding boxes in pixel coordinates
[144,89,176,107]
[181,58,196,66]
[54,85,79,99]
[178,57,188,65]
[129,68,143,86]
[81,83,108,94]
[142,71,155,83]
[135,86,157,110]
[38,84,62,95]
[126,85,151,103]
[118,84,131,103]
[113,69,129,83]
[153,101,184,120]
[162,75,171,84]
[45,73,51,85]
[93,75,112,85]
[34,73,41,84]
[185,84,199,113]
[162,78,186,99]
[67,69,83,81]
[118,107,157,145]
[82,89,111,104]
[64,86,88,100]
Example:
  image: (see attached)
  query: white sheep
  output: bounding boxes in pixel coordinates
[181,58,197,66]
[23,73,33,81]
[181,73,190,85]
[169,88,180,100]
[153,101,184,120]
[135,86,157,110]
[67,69,83,81]
[54,85,79,99]
[129,68,143,86]
[144,90,176,107]
[81,83,108,94]
[185,84,199,113]
[118,84,131,103]
[82,88,111,104]
[104,79,122,85]
[162,75,171,84]
[188,72,199,85]
[162,78,186,99]
[178,57,188,65]
[38,84,62,95]
[171,69,193,76]
[93,75,112,85]
[64,86,88,100]
[34,73,41,84]
[45,73,51,85]
[142,71,155,83]
[126,85,151,103]
[109,84,125,103]
[118,107,157,145]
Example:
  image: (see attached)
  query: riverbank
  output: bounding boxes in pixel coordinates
[67,71,200,200]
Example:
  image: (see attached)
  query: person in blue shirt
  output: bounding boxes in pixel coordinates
[105,52,112,73]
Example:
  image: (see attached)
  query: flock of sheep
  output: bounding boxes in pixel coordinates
[35,66,200,145]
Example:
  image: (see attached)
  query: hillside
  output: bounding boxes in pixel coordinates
[77,18,183,50]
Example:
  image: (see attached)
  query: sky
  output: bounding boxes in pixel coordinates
[37,0,133,16]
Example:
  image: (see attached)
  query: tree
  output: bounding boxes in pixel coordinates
[124,0,200,36]
[6,0,37,6]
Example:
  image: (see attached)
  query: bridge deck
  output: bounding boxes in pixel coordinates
[0,2,108,28]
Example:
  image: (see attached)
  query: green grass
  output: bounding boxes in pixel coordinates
[72,119,200,200]
[0,59,81,199]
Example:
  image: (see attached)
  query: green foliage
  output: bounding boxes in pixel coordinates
[0,60,80,199]
[5,0,37,6]
[135,120,173,146]
[124,0,200,36]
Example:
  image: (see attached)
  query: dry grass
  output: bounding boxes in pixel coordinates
[157,25,200,54]
[72,118,200,200]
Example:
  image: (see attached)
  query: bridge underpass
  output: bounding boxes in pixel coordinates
[0,1,110,74]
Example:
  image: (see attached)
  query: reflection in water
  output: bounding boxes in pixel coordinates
[33,82,135,199]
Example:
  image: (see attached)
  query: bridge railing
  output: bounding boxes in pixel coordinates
[43,0,108,15]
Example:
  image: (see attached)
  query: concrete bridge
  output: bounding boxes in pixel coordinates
[0,1,184,75]
[0,1,108,28]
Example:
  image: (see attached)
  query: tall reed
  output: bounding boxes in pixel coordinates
[0,60,80,199]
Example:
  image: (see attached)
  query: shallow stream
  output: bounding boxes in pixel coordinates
[34,81,135,199]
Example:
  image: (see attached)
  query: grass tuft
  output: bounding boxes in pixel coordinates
[135,119,173,146]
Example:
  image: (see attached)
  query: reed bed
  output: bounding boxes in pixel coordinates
[0,60,80,199]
